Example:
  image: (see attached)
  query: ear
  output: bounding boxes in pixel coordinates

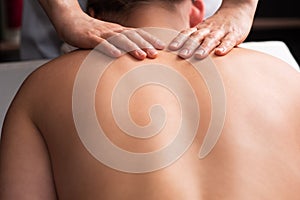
[88,8,96,18]
[189,0,205,27]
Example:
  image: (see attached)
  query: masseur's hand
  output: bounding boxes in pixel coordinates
[169,0,258,59]
[58,13,165,59]
[38,0,165,60]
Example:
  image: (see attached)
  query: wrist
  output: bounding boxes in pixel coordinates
[217,0,258,19]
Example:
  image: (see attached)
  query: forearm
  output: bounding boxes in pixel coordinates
[37,0,84,35]
[38,0,82,15]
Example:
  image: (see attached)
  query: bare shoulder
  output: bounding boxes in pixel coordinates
[10,50,90,111]
[212,47,300,98]
[212,47,300,77]
[23,50,90,87]
[211,47,300,134]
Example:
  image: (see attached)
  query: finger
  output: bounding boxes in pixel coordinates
[214,33,237,56]
[107,33,147,60]
[94,38,123,58]
[168,27,197,50]
[99,28,147,59]
[194,30,225,59]
[123,30,158,59]
[136,29,165,50]
[100,27,127,39]
[178,38,200,59]
[177,28,210,59]
[128,49,148,60]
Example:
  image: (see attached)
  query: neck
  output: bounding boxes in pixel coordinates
[123,3,191,31]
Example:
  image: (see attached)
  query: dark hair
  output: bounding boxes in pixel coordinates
[87,0,184,24]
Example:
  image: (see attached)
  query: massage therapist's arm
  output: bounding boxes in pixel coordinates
[0,92,57,199]
[38,0,165,60]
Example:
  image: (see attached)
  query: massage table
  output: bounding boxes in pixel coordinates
[0,41,299,135]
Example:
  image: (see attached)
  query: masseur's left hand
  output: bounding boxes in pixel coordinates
[169,0,259,59]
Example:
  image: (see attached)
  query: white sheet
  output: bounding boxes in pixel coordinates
[239,41,300,72]
[0,42,299,135]
[0,60,48,134]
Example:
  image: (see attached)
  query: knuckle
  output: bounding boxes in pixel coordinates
[211,30,225,38]
[136,29,148,36]
[101,31,117,39]
[118,33,129,40]
[187,38,200,46]
[181,28,196,35]
[201,39,218,49]
[123,29,136,36]
[205,33,219,40]
[221,39,236,47]
[180,29,191,35]
[190,29,210,39]
[139,41,152,49]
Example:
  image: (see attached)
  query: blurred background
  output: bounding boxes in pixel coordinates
[246,0,300,65]
[0,0,22,62]
[0,0,299,64]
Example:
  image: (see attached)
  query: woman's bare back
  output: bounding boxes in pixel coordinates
[1,48,300,200]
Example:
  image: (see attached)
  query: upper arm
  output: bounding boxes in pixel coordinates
[0,100,57,199]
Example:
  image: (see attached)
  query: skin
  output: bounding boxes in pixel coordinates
[37,0,165,60]
[1,1,300,199]
[170,0,259,59]
[37,0,258,60]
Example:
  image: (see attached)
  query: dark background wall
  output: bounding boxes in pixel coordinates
[255,0,299,18]
[246,0,300,65]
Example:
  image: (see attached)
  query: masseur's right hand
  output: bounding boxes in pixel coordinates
[38,0,165,60]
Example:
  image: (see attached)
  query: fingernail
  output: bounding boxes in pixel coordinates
[179,49,190,57]
[216,47,225,53]
[111,49,122,57]
[136,49,146,57]
[147,48,158,57]
[170,41,180,48]
[196,49,205,57]
[156,40,165,49]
